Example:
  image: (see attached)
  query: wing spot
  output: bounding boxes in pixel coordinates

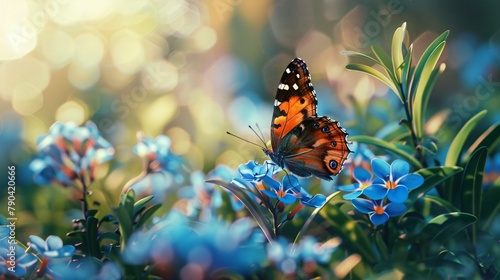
[283,84,290,90]
[313,122,320,128]
[329,160,338,170]
[296,73,300,78]
[286,68,291,74]
[299,97,305,104]
[293,83,299,90]
[331,141,337,147]
[321,126,330,133]
[274,99,282,106]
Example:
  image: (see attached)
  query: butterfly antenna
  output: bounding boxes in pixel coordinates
[226,131,266,149]
[255,123,268,148]
[248,125,268,149]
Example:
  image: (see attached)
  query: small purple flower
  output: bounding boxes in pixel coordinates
[351,198,407,226]
[337,167,373,200]
[363,159,424,203]
[30,121,114,188]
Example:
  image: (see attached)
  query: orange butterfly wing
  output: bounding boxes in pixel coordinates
[268,58,350,180]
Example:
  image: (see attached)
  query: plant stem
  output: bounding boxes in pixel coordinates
[403,98,427,168]
[80,178,89,219]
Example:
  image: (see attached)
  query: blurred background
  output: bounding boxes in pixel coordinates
[0,0,499,239]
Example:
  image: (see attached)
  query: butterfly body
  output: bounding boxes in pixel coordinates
[267,58,351,181]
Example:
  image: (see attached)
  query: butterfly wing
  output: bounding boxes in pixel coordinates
[269,57,350,180]
[271,58,318,152]
[280,116,350,180]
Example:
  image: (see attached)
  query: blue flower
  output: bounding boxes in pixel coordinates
[28,235,75,260]
[337,167,373,200]
[124,134,184,202]
[0,226,38,278]
[351,198,407,226]
[260,175,297,205]
[363,159,424,203]
[30,121,114,187]
[123,214,265,277]
[206,165,244,211]
[134,134,183,177]
[484,152,500,186]
[179,171,222,220]
[238,160,281,182]
[46,258,122,280]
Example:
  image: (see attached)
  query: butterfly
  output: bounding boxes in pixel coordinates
[263,58,351,181]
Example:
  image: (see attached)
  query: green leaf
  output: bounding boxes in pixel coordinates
[345,63,401,97]
[121,189,136,217]
[349,135,422,169]
[135,204,162,229]
[401,44,413,101]
[341,50,386,69]
[412,42,446,139]
[133,196,154,215]
[391,22,406,83]
[409,30,449,104]
[444,110,487,167]
[419,212,477,254]
[371,45,394,74]
[408,166,463,204]
[481,180,500,232]
[292,191,341,250]
[113,204,133,247]
[85,216,101,258]
[459,147,487,245]
[464,123,500,162]
[206,179,275,243]
[320,202,378,263]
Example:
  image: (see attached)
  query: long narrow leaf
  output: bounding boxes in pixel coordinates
[345,64,400,96]
[391,22,406,82]
[408,166,463,204]
[444,110,487,167]
[401,44,413,102]
[409,30,450,103]
[412,42,447,139]
[350,135,422,169]
[206,179,275,243]
[460,147,487,245]
[464,123,500,162]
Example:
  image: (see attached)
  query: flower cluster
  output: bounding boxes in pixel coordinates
[232,160,327,209]
[0,226,38,279]
[122,213,265,278]
[338,158,424,226]
[123,133,184,202]
[30,121,114,188]
[267,236,338,276]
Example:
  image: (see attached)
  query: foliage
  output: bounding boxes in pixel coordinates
[0,23,498,279]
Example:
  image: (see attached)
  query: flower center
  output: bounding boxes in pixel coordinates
[385,180,397,189]
[359,181,371,190]
[373,205,385,215]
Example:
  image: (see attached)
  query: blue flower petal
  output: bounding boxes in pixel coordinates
[343,190,362,200]
[351,199,374,214]
[28,235,47,253]
[301,194,326,208]
[370,213,389,226]
[278,193,297,204]
[263,176,281,191]
[397,174,424,190]
[372,158,390,179]
[282,175,300,192]
[391,160,409,180]
[385,203,407,216]
[363,184,387,200]
[336,183,357,192]
[372,177,385,184]
[261,189,279,199]
[46,235,63,251]
[387,186,408,203]
[353,167,371,182]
